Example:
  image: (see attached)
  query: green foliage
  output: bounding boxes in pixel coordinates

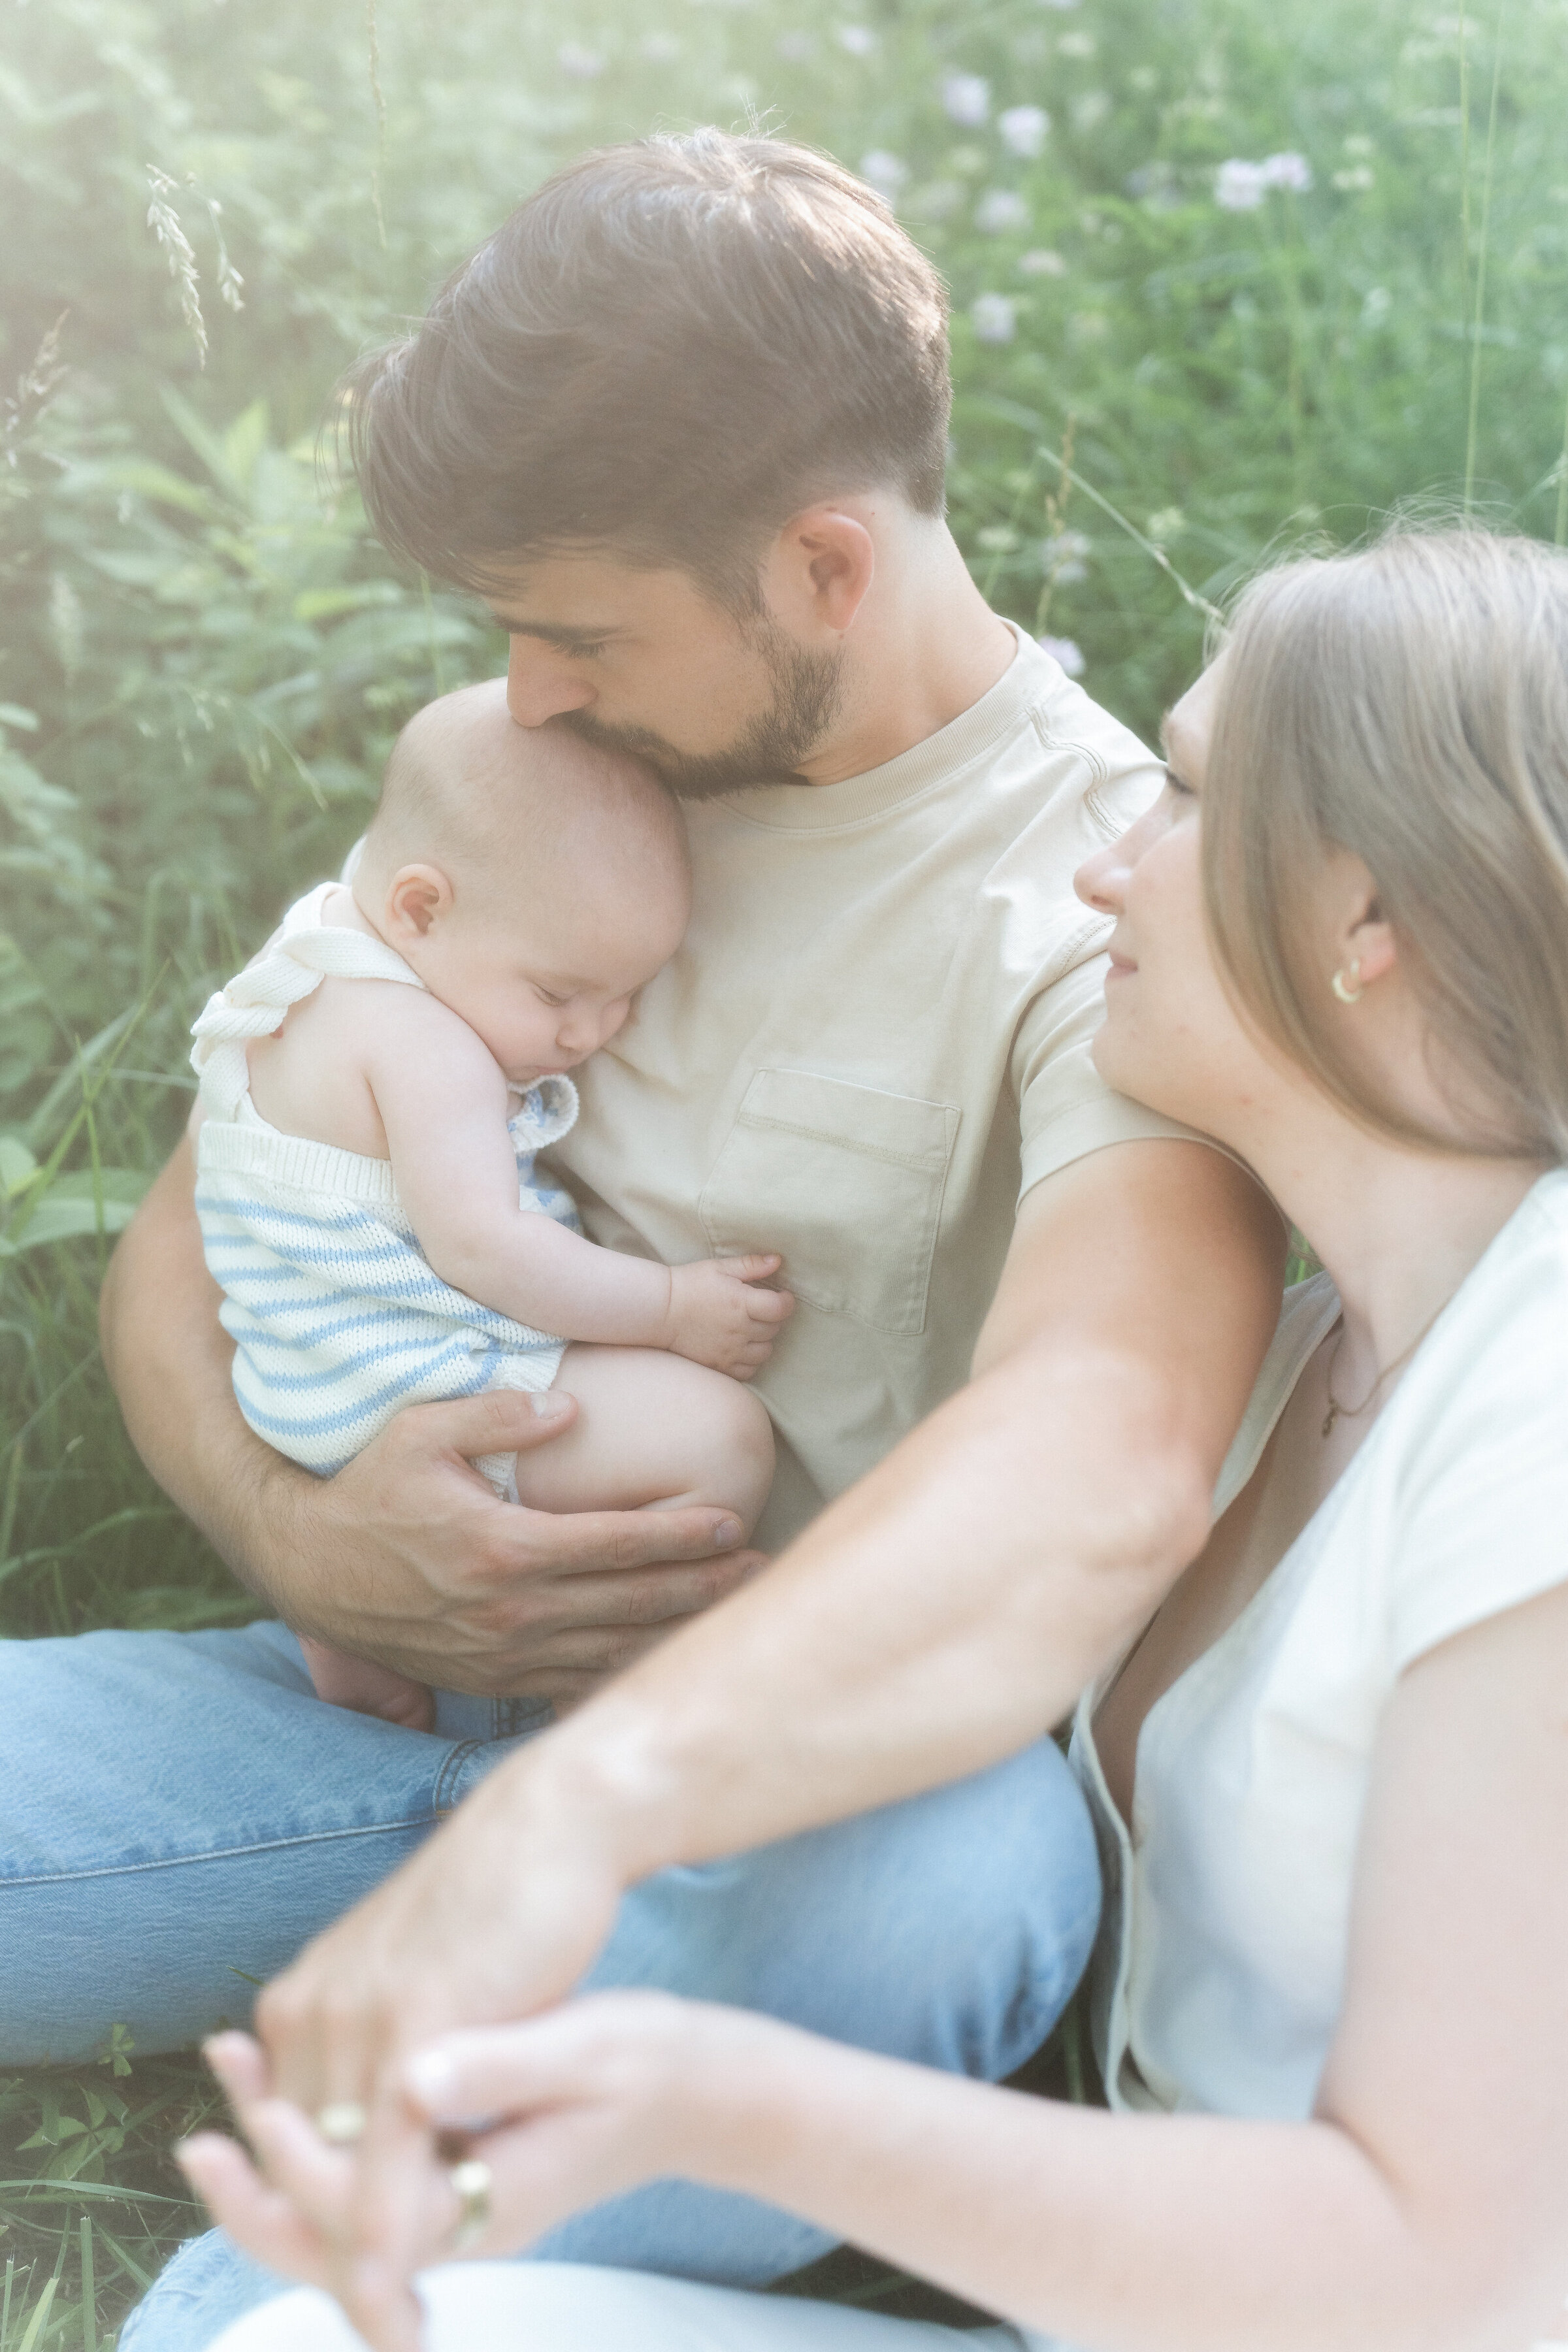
[3,0,1567,2336]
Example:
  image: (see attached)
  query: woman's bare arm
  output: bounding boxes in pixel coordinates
[188,1579,1568,2352]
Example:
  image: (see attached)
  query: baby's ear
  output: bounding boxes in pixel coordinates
[385,862,455,941]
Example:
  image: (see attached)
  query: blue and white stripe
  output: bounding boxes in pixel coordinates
[191,884,581,1479]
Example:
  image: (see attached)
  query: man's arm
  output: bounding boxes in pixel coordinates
[99,1141,758,1701]
[255,1139,1284,2104]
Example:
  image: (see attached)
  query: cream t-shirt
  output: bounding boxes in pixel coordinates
[1071,1168,1568,2123]
[545,628,1181,1550]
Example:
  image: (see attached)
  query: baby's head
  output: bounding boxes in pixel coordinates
[355,679,690,1085]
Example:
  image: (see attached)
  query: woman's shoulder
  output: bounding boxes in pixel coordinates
[1377,1170,1568,1670]
[1403,1170,1568,1445]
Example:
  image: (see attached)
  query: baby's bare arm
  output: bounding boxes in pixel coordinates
[363,995,792,1373]
[363,995,674,1342]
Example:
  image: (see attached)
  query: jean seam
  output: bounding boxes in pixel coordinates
[2,1813,446,1889]
[433,1737,486,1814]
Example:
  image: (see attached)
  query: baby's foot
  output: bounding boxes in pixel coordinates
[299,1635,434,1731]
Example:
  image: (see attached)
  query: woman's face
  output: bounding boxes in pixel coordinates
[1075,659,1281,1148]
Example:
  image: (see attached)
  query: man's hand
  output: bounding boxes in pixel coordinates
[661,1252,795,1380]
[101,1141,760,1702]
[261,1387,760,1701]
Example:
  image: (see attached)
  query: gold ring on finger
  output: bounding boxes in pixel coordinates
[315,2101,368,2146]
[448,2156,492,2252]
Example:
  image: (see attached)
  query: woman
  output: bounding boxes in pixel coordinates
[182,528,1568,2352]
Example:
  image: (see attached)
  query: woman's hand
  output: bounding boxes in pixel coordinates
[176,1998,773,2352]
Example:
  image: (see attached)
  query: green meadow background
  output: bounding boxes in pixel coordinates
[3,0,1567,2336]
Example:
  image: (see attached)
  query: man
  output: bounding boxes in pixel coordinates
[7,131,1281,2346]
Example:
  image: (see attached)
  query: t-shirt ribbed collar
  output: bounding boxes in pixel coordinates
[717,621,1045,832]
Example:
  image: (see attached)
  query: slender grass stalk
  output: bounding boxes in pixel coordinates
[367,0,389,249]
[1463,2,1507,513]
[1458,7,1471,327]
[1556,388,1568,544]
[1030,444,1223,627]
[80,2217,95,2352]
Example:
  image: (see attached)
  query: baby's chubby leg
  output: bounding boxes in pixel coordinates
[297,1634,436,1731]
[510,1346,774,1537]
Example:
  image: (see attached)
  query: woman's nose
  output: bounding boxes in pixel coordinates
[1074,834,1127,917]
[1075,796,1164,916]
[506,638,594,726]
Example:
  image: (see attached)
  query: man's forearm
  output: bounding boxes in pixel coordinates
[504,1141,1284,1891]
[100,1137,305,1602]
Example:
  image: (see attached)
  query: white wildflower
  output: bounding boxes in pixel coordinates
[975,189,1032,234]
[1145,507,1184,543]
[1071,90,1111,131]
[776,29,815,58]
[1262,150,1313,193]
[1019,247,1067,276]
[972,292,1019,344]
[1333,165,1375,191]
[1361,285,1392,324]
[1041,530,1090,582]
[1214,158,1269,211]
[860,150,909,201]
[942,72,991,127]
[557,41,605,76]
[1057,30,1096,56]
[641,32,681,59]
[836,23,877,53]
[977,525,1021,551]
[999,103,1050,157]
[1038,634,1085,676]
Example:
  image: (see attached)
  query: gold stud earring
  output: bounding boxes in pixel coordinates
[1331,960,1363,1005]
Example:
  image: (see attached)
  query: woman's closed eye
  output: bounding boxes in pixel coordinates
[1163,764,1196,800]
[532,984,572,1009]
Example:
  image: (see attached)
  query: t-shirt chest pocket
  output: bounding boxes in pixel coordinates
[699,1069,960,1336]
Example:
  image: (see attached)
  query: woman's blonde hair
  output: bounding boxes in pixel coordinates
[1203,527,1568,1162]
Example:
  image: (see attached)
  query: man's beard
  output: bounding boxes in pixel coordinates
[559,615,845,800]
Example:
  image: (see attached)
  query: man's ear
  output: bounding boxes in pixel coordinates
[761,505,876,640]
[383,862,455,943]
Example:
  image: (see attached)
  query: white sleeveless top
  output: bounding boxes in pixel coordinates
[1070,1169,1568,2121]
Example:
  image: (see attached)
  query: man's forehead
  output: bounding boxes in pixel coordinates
[481,549,686,636]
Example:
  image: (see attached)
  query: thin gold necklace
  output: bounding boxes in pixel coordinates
[1320,1306,1443,1441]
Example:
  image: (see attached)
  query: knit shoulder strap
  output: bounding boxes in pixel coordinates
[191,882,425,1120]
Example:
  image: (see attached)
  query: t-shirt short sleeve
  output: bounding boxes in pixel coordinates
[1013,949,1217,1203]
[1386,1222,1568,1671]
[1388,1425,1568,1674]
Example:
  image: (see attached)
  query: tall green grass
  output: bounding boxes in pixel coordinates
[3,0,1565,2335]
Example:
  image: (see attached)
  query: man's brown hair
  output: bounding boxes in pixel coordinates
[342,129,952,609]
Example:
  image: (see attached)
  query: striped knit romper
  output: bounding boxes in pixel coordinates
[189,883,580,1497]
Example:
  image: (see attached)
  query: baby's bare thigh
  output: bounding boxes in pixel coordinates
[510,1345,774,1523]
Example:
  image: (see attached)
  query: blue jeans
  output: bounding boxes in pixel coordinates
[0,1621,1100,2351]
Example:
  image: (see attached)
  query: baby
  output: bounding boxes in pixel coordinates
[190,679,791,1729]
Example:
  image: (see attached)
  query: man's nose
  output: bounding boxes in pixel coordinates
[506,638,595,726]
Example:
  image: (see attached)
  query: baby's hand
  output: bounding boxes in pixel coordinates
[664,1254,795,1379]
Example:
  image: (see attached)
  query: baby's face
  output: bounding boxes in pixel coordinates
[417,866,687,1087]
